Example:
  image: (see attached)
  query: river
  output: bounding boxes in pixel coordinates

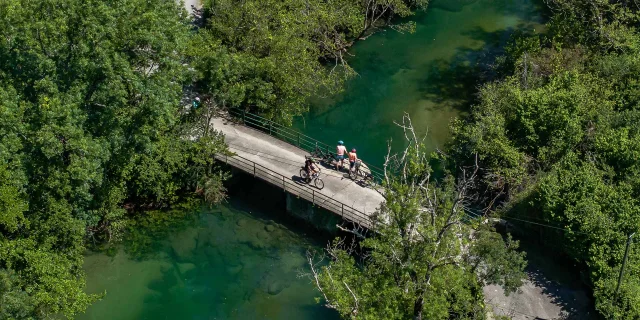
[295,0,544,167]
[79,1,544,319]
[79,175,339,320]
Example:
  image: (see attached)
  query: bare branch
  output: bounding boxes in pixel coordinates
[343,281,359,316]
[306,251,339,310]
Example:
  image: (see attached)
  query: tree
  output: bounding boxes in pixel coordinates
[0,0,228,318]
[449,2,640,316]
[544,0,640,52]
[307,115,526,320]
[194,0,430,123]
[359,0,429,38]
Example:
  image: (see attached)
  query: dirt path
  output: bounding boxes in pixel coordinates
[484,240,596,319]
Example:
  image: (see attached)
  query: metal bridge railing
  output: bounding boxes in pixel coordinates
[228,109,385,183]
[216,153,374,228]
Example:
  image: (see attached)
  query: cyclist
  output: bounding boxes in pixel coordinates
[336,140,347,171]
[304,157,319,182]
[348,148,358,174]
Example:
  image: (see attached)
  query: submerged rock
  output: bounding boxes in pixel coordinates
[246,238,267,250]
[267,281,285,295]
[226,264,243,275]
[256,230,270,241]
[264,224,276,232]
[170,228,198,261]
[278,251,306,272]
[177,262,197,276]
[236,218,247,227]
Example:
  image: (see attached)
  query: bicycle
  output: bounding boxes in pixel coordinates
[299,167,325,190]
[349,160,374,186]
[311,146,337,168]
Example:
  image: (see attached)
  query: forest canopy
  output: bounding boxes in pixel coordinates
[0,0,226,317]
[451,0,640,318]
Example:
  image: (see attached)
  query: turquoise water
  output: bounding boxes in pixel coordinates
[295,0,544,167]
[79,176,338,320]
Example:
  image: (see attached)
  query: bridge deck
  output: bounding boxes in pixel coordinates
[211,117,385,227]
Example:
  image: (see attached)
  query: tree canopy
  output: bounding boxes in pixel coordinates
[451,0,640,317]
[0,0,226,318]
[309,117,526,320]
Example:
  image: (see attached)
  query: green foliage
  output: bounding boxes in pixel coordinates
[451,1,640,317]
[310,141,525,319]
[469,227,527,294]
[194,0,429,124]
[123,203,201,260]
[545,0,640,52]
[0,0,228,318]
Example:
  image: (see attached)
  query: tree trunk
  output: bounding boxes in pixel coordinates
[413,271,432,320]
[413,294,424,320]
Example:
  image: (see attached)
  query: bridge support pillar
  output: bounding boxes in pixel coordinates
[285,193,339,233]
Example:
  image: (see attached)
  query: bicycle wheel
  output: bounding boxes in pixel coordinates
[299,169,309,182]
[314,177,324,190]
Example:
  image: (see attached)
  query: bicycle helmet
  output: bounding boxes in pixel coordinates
[338,140,344,145]
[351,148,356,152]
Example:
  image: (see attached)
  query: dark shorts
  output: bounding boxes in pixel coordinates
[337,154,345,160]
[350,161,356,168]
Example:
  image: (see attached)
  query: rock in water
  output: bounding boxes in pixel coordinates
[226,264,243,275]
[267,282,285,295]
[256,230,270,241]
[170,228,198,261]
[236,218,247,226]
[177,262,197,276]
[265,224,276,232]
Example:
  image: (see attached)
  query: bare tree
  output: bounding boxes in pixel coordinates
[305,113,525,319]
[305,113,486,319]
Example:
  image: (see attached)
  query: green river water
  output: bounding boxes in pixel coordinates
[295,0,543,167]
[79,1,543,319]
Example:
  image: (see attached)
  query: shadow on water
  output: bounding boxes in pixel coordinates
[416,20,542,114]
[430,0,549,21]
[430,0,480,12]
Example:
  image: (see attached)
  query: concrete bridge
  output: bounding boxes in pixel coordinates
[210,112,385,229]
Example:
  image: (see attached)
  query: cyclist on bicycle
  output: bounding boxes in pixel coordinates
[304,157,319,181]
[336,140,347,171]
[348,148,358,173]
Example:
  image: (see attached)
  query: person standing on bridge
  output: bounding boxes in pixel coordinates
[348,148,358,174]
[336,140,347,171]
